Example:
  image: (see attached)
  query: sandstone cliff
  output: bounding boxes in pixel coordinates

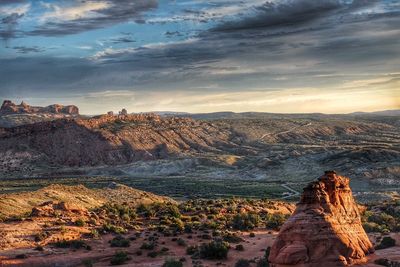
[269,171,374,266]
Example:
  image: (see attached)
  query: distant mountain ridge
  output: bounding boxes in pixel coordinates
[172,110,400,120]
[0,100,79,115]
[350,109,400,116]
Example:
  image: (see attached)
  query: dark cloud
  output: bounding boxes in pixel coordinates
[0,57,98,97]
[29,0,158,36]
[165,31,183,38]
[0,12,24,46]
[12,45,44,54]
[212,0,379,32]
[0,0,26,5]
[110,33,136,44]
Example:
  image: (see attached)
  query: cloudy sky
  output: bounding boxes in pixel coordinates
[0,0,399,114]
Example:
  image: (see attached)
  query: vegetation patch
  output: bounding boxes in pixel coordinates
[110,251,130,265]
[375,236,396,250]
[199,240,230,260]
[110,235,130,247]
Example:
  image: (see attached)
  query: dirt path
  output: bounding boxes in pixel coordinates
[280,183,301,199]
[260,122,312,140]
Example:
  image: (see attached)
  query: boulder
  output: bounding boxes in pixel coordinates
[31,201,88,217]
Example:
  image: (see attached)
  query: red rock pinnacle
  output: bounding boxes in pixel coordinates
[269,171,374,266]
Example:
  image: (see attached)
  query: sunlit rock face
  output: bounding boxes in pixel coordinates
[269,171,374,267]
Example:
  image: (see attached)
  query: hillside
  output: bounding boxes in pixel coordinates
[0,114,234,175]
[0,183,173,219]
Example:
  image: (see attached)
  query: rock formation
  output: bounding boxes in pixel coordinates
[269,171,374,266]
[31,201,88,217]
[0,100,79,115]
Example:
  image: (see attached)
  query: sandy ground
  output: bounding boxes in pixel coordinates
[0,231,399,267]
[0,229,275,267]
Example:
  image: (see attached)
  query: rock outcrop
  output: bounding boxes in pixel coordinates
[269,171,374,266]
[31,201,88,217]
[0,100,79,115]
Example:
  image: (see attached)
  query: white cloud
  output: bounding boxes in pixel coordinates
[40,1,110,22]
[75,45,94,50]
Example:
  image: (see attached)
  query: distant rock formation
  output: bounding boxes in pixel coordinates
[0,100,79,115]
[119,108,128,115]
[269,171,374,266]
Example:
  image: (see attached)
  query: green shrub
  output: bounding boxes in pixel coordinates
[223,232,244,243]
[265,213,287,230]
[75,218,86,227]
[137,203,156,218]
[235,244,244,251]
[257,258,269,267]
[147,251,158,258]
[231,212,260,230]
[257,247,271,267]
[165,205,181,218]
[186,245,198,255]
[110,251,130,265]
[199,240,229,260]
[177,238,186,246]
[235,259,250,267]
[363,222,386,233]
[15,254,28,259]
[87,229,100,238]
[53,240,89,250]
[82,259,93,267]
[140,242,155,250]
[110,235,130,247]
[102,223,127,234]
[374,258,400,267]
[171,218,185,232]
[102,203,137,221]
[376,236,396,250]
[34,231,50,242]
[363,208,400,233]
[163,259,183,267]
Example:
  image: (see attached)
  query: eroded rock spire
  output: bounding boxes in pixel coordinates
[269,171,374,266]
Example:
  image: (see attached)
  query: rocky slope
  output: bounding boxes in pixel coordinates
[0,114,235,174]
[269,171,374,266]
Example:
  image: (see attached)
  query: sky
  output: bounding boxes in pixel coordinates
[0,0,399,114]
